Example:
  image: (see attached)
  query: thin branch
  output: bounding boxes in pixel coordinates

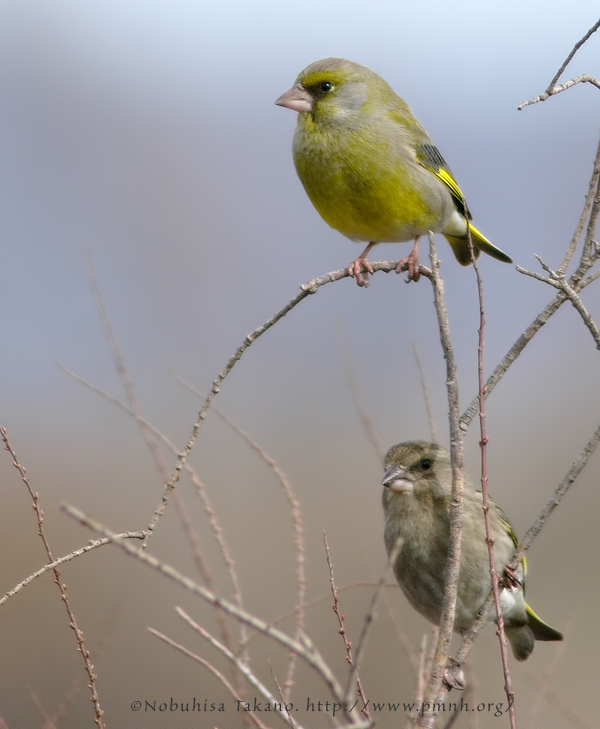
[1,428,105,728]
[58,363,248,670]
[84,257,247,672]
[559,134,600,273]
[174,608,301,729]
[0,532,144,606]
[518,17,600,109]
[239,581,398,650]
[142,260,429,544]
[517,256,600,349]
[344,536,403,715]
[323,533,370,721]
[471,251,516,727]
[60,503,352,713]
[417,233,464,729]
[460,128,600,429]
[516,418,600,560]
[172,371,306,686]
[427,414,600,711]
[147,627,270,729]
[269,661,299,729]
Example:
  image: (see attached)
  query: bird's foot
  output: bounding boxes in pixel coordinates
[395,238,421,281]
[348,256,374,287]
[443,657,465,691]
[502,565,522,589]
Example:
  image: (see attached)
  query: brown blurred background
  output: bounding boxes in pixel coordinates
[1,1,599,727]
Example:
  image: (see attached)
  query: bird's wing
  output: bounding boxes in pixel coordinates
[497,508,528,579]
[417,143,472,221]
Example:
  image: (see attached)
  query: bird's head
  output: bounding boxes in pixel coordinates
[382,440,451,497]
[275,57,392,123]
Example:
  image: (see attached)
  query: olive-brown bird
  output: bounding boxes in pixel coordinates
[381,440,562,661]
[276,58,512,287]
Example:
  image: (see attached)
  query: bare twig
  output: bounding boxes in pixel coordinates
[344,536,403,716]
[0,532,144,606]
[84,256,245,671]
[460,129,600,429]
[148,627,270,729]
[1,428,105,728]
[471,251,516,727]
[172,371,306,688]
[518,17,600,109]
[269,661,299,729]
[559,134,600,273]
[58,363,247,668]
[175,608,301,729]
[417,233,464,728]
[323,533,370,720]
[142,260,430,545]
[60,503,353,714]
[515,418,600,561]
[517,256,600,349]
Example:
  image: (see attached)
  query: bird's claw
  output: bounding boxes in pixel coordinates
[502,565,522,589]
[395,252,421,282]
[443,657,465,691]
[348,257,374,287]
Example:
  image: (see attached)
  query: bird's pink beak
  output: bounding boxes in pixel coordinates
[382,464,414,493]
[275,84,313,113]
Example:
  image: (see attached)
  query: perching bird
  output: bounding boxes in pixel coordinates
[276,58,512,287]
[381,440,562,661]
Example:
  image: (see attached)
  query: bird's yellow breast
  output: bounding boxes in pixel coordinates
[293,114,449,243]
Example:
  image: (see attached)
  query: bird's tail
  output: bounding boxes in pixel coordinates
[526,603,564,642]
[444,223,513,266]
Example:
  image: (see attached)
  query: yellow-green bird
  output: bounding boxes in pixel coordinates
[381,441,562,661]
[276,58,512,287]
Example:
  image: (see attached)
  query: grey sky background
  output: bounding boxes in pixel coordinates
[1,2,599,727]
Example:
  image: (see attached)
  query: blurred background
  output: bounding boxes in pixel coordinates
[1,1,599,727]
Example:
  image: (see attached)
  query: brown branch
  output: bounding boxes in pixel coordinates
[172,371,307,687]
[59,503,358,716]
[147,627,270,729]
[1,428,105,728]
[471,251,516,727]
[175,608,302,729]
[58,363,248,669]
[0,532,144,606]
[84,255,246,675]
[142,260,429,544]
[323,533,370,721]
[417,233,464,729]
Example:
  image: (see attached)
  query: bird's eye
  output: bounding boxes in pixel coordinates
[318,81,333,93]
[420,458,432,470]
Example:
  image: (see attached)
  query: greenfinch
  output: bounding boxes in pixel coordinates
[381,441,562,661]
[276,58,512,287]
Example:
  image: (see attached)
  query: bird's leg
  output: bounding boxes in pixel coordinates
[348,241,376,287]
[395,237,421,282]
